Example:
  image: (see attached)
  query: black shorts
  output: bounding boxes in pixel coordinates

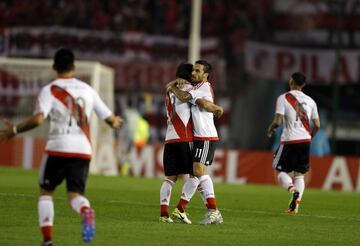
[272,142,310,174]
[38,155,90,194]
[163,142,193,176]
[193,140,217,166]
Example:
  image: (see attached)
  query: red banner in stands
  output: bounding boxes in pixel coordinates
[245,40,360,85]
[5,27,219,62]
[1,27,226,91]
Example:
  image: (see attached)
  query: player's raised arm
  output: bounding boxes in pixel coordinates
[0,113,45,141]
[195,98,223,118]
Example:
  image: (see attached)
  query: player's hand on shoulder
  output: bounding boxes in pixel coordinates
[0,119,16,141]
[165,80,177,93]
[176,78,188,89]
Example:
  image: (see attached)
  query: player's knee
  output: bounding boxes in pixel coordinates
[294,171,306,176]
[193,164,205,177]
[165,176,177,182]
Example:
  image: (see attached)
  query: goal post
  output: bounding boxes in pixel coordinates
[0,57,118,175]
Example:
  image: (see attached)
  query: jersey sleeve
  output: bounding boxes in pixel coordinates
[275,95,285,115]
[92,88,112,120]
[311,101,319,119]
[34,86,52,118]
[188,83,213,105]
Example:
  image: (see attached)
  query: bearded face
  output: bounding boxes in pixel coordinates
[191,63,208,84]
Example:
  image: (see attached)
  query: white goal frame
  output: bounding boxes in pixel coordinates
[0,57,117,175]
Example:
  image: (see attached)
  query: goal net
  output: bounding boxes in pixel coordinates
[0,57,117,175]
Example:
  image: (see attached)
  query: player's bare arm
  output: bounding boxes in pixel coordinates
[311,118,320,137]
[105,115,123,129]
[267,113,283,138]
[195,98,224,118]
[175,78,188,89]
[165,79,177,93]
[168,87,192,102]
[0,113,44,141]
[168,83,192,102]
[165,78,189,93]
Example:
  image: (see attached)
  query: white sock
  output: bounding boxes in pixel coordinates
[199,175,215,199]
[197,185,208,206]
[294,175,305,200]
[70,195,90,214]
[160,179,175,205]
[38,196,54,227]
[180,176,200,201]
[277,172,294,191]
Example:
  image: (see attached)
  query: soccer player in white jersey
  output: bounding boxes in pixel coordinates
[0,48,122,245]
[160,63,223,223]
[267,72,320,214]
[166,60,224,225]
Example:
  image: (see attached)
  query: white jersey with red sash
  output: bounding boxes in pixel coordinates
[34,78,112,159]
[165,83,193,143]
[276,90,319,144]
[188,81,219,141]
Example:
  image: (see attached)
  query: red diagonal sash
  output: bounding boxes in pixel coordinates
[51,85,91,143]
[166,93,193,139]
[285,93,311,135]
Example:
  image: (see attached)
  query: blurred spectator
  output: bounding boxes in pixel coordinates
[117,98,149,176]
[133,113,150,149]
[0,1,269,38]
[118,98,140,176]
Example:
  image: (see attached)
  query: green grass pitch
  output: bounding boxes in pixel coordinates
[0,167,359,246]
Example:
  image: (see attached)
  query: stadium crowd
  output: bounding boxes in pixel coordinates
[0,0,271,40]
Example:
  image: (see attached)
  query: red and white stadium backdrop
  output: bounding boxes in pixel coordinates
[245,40,360,85]
[1,139,359,192]
[1,27,226,91]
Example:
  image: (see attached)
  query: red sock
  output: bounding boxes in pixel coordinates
[160,205,169,217]
[177,199,188,213]
[41,226,52,243]
[80,206,90,214]
[206,197,217,210]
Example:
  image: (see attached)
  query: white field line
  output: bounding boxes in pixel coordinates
[1,192,359,223]
[107,199,360,222]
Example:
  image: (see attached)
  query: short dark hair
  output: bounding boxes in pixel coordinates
[176,62,193,81]
[291,72,306,86]
[195,60,212,75]
[53,48,74,73]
